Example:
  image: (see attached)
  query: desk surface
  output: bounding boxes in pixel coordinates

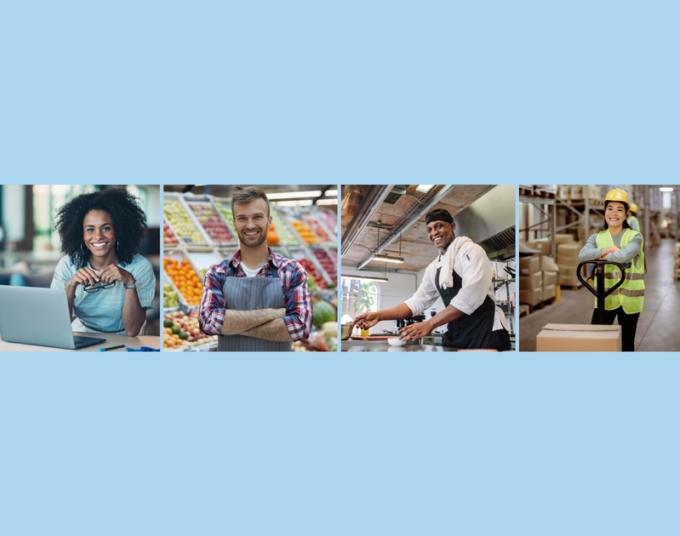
[0,332,161,352]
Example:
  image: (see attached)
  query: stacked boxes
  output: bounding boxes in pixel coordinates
[519,255,542,306]
[557,236,581,287]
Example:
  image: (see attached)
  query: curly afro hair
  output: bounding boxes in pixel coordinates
[55,188,148,268]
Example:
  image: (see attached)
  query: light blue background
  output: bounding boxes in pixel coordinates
[1,1,679,535]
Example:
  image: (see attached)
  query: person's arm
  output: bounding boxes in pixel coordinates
[239,317,291,341]
[448,243,492,315]
[604,233,642,263]
[278,264,312,341]
[579,234,605,262]
[97,264,146,336]
[198,266,227,335]
[400,304,464,340]
[354,303,414,330]
[221,308,286,336]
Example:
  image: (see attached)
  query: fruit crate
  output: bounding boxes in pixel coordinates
[163,251,205,309]
[303,208,337,245]
[210,197,240,242]
[311,246,337,285]
[186,250,224,283]
[163,193,212,250]
[288,246,334,289]
[163,310,217,351]
[269,207,303,247]
[183,195,238,247]
[163,221,180,249]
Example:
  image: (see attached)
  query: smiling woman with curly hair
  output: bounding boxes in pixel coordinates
[50,188,156,336]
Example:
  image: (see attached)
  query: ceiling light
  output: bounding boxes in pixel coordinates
[372,254,405,264]
[272,199,314,206]
[267,190,323,200]
[660,187,674,192]
[316,199,337,206]
[324,189,338,197]
[416,184,434,193]
[343,274,388,283]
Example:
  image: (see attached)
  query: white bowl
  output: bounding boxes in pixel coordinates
[387,336,406,347]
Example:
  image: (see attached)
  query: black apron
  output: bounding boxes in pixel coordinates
[434,266,509,351]
[218,271,292,352]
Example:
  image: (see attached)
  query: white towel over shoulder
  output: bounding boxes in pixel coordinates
[438,236,475,290]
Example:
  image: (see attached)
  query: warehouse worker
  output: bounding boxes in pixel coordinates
[627,202,641,232]
[353,208,511,351]
[578,188,644,352]
[199,187,312,351]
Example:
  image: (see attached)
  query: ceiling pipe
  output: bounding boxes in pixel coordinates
[356,185,455,270]
[341,185,394,255]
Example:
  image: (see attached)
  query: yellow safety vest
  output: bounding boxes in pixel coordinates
[594,228,645,314]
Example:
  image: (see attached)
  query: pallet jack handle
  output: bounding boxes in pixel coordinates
[576,260,626,312]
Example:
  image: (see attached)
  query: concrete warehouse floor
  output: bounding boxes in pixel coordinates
[520,238,680,352]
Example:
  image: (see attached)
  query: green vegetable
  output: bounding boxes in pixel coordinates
[171,325,180,335]
[179,331,188,340]
[164,319,173,328]
[312,300,336,329]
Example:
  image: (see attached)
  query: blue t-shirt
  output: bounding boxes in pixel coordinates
[50,254,156,333]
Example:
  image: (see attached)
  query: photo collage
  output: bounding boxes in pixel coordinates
[1,183,677,353]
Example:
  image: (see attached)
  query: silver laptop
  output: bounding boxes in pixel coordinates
[0,286,106,350]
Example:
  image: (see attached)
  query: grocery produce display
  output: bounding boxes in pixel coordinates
[163,283,179,308]
[162,190,338,352]
[164,256,203,306]
[187,201,235,246]
[290,219,317,245]
[305,216,332,242]
[297,257,328,289]
[163,311,216,350]
[164,199,208,246]
[312,248,337,284]
[163,222,179,248]
[270,209,299,245]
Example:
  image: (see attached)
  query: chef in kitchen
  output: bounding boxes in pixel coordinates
[354,208,511,351]
[198,187,312,351]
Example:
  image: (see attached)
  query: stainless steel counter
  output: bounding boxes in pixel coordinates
[341,340,458,352]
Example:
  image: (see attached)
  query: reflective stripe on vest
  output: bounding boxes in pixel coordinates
[594,228,645,314]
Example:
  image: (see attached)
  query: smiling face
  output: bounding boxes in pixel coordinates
[605,201,627,230]
[233,198,271,248]
[426,219,455,252]
[82,209,116,260]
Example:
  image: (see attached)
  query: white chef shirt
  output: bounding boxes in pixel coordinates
[404,240,509,331]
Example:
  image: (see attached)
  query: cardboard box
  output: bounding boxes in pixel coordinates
[542,284,556,301]
[541,256,560,272]
[543,271,558,287]
[559,271,581,287]
[520,271,543,291]
[527,239,551,255]
[519,287,542,306]
[536,324,621,352]
[519,255,540,276]
[555,234,575,246]
[570,186,584,200]
[558,243,579,262]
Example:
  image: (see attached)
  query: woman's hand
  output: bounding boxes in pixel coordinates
[67,267,101,289]
[99,264,135,285]
[600,246,619,258]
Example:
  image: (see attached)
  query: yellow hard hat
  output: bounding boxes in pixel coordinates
[604,188,629,205]
[629,202,639,214]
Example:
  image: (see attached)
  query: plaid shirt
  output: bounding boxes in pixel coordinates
[199,249,312,341]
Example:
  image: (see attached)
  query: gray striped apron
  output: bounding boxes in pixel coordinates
[217,274,292,352]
